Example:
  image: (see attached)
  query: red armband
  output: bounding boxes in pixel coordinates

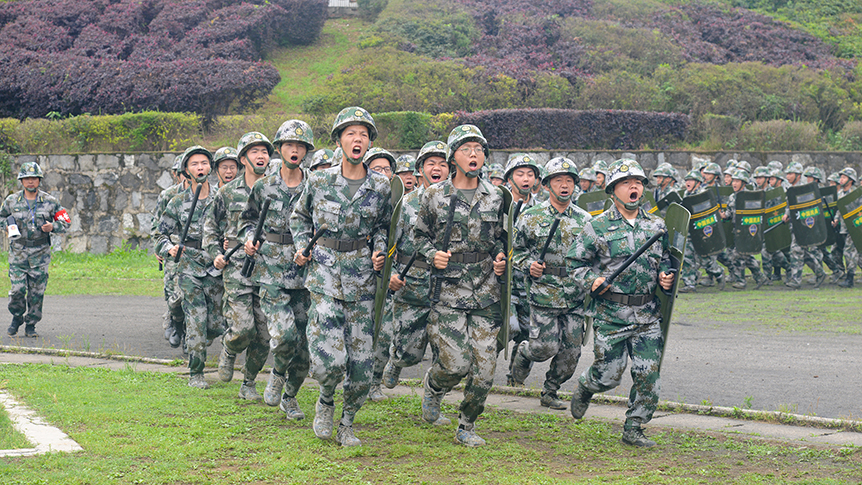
[54,209,71,224]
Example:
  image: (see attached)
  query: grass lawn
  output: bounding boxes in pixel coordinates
[0,405,31,450]
[0,364,860,484]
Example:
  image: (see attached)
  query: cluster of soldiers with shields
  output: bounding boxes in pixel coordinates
[155,105,856,451]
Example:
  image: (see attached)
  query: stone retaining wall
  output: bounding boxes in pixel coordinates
[9,150,862,254]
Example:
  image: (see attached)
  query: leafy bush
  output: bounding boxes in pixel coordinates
[736,120,823,151]
[358,0,388,21]
[838,120,862,151]
[452,108,690,150]
[374,1,478,58]
[374,111,433,149]
[700,113,743,150]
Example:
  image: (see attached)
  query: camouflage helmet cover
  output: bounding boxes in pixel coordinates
[684,169,704,183]
[838,167,858,183]
[416,140,449,170]
[752,166,771,178]
[730,168,749,182]
[543,157,579,185]
[578,167,597,183]
[785,161,804,174]
[17,161,43,179]
[237,132,274,161]
[592,159,609,176]
[827,172,841,184]
[171,155,183,173]
[395,154,416,174]
[725,159,738,170]
[447,124,489,161]
[309,148,335,170]
[767,160,784,171]
[362,147,396,171]
[331,106,378,143]
[770,168,787,181]
[736,160,752,173]
[181,145,213,173]
[605,159,649,194]
[503,153,540,181]
[702,162,722,176]
[213,146,239,169]
[488,163,505,180]
[273,119,315,151]
[802,166,823,181]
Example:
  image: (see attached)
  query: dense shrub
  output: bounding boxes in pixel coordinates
[736,120,823,151]
[838,121,862,151]
[700,113,743,150]
[451,109,690,150]
[374,111,433,149]
[374,0,478,58]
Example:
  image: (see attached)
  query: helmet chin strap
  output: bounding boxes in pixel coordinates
[24,185,38,193]
[548,185,572,203]
[612,192,640,211]
[193,173,209,184]
[454,161,480,179]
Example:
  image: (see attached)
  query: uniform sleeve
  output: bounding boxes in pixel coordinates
[0,196,11,229]
[49,199,71,234]
[512,215,533,274]
[155,198,180,259]
[566,222,600,294]
[242,182,263,244]
[203,191,226,259]
[372,186,392,256]
[288,179,314,251]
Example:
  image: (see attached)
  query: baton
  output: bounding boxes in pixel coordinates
[431,196,458,304]
[174,182,204,263]
[512,199,524,223]
[388,251,417,298]
[205,242,244,277]
[764,219,786,235]
[240,198,271,278]
[590,229,666,298]
[301,224,330,258]
[536,217,561,266]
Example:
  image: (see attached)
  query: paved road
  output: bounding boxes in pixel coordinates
[3,294,860,420]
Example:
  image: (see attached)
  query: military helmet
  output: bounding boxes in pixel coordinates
[181,145,213,173]
[592,159,609,177]
[605,159,649,194]
[652,165,676,180]
[331,106,378,143]
[827,172,841,184]
[17,161,43,179]
[543,157,579,185]
[785,161,804,174]
[578,167,597,183]
[770,168,787,181]
[488,163,505,180]
[395,154,416,174]
[237,132,274,161]
[802,166,823,182]
[273,119,314,151]
[362,147,396,172]
[767,160,784,171]
[752,166,771,179]
[416,140,449,170]
[171,155,183,173]
[213,147,239,169]
[684,170,704,183]
[725,159,739,171]
[503,153,540,181]
[308,149,335,170]
[447,124,489,161]
[730,168,749,182]
[736,160,752,173]
[692,159,709,172]
[702,162,722,176]
[838,167,858,183]
[333,147,344,165]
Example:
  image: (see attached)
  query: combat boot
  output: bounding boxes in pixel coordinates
[509,341,532,387]
[168,320,182,348]
[455,425,486,447]
[336,424,361,447]
[24,324,38,338]
[279,396,305,421]
[699,275,715,287]
[421,371,445,424]
[367,383,389,402]
[188,374,209,389]
[830,270,844,285]
[238,380,262,401]
[754,273,768,289]
[731,281,746,290]
[678,285,696,293]
[433,415,452,426]
[263,369,286,406]
[772,267,782,281]
[163,313,173,341]
[313,400,335,439]
[381,360,401,389]
[540,391,567,410]
[621,425,656,448]
[814,272,826,289]
[6,317,22,336]
[838,272,854,288]
[217,347,236,382]
[570,383,593,420]
[716,274,726,291]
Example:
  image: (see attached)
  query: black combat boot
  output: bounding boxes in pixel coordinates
[7,316,23,336]
[24,324,38,338]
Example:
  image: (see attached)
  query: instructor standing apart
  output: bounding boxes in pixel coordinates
[566,159,675,448]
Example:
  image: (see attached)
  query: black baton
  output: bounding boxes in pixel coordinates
[301,224,330,258]
[590,229,666,298]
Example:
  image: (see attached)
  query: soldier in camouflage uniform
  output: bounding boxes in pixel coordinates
[701,162,723,187]
[381,141,453,425]
[488,163,505,186]
[651,165,677,203]
[720,169,768,290]
[511,157,592,410]
[592,160,609,192]
[567,159,675,448]
[154,156,188,348]
[835,168,858,287]
[308,149,335,172]
[578,167,597,194]
[804,166,844,283]
[156,146,224,388]
[762,168,791,282]
[213,147,240,188]
[678,170,724,293]
[415,125,508,447]
[2,162,71,338]
[290,107,391,447]
[752,166,771,190]
[241,120,315,420]
[205,132,274,401]
[364,147,396,181]
[781,162,827,288]
[395,154,418,193]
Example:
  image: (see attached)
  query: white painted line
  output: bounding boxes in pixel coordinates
[0,390,83,457]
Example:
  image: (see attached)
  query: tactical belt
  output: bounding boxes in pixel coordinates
[449,251,489,264]
[183,239,202,250]
[396,252,430,270]
[543,265,567,277]
[598,292,653,306]
[317,237,365,252]
[17,236,50,248]
[265,232,294,245]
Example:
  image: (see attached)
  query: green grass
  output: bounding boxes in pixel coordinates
[0,405,31,450]
[0,247,163,297]
[0,364,860,484]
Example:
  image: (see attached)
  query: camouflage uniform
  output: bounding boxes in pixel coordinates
[156,183,223,378]
[1,180,70,336]
[414,177,506,428]
[288,165,391,423]
[153,176,187,342]
[837,184,858,286]
[566,203,670,432]
[512,198,592,400]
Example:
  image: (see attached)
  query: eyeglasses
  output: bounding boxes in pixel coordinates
[371,166,392,174]
[458,146,483,155]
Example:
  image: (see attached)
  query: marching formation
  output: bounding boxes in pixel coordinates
[146,107,860,450]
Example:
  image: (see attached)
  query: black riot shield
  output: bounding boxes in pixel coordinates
[641,191,659,216]
[656,191,683,212]
[577,190,609,217]
[819,185,839,247]
[657,202,689,369]
[837,187,862,253]
[763,187,792,253]
[733,190,765,255]
[682,190,726,257]
[787,182,827,248]
[709,186,734,249]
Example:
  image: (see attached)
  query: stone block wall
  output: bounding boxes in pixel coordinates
[7,150,862,254]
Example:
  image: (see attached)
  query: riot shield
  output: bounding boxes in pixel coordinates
[682,190,726,257]
[787,182,827,248]
[657,202,690,369]
[837,187,862,253]
[656,191,683,212]
[733,190,765,255]
[641,191,659,216]
[819,185,839,247]
[763,187,792,253]
[577,190,609,217]
[709,186,735,249]
[500,186,514,359]
[373,176,404,344]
